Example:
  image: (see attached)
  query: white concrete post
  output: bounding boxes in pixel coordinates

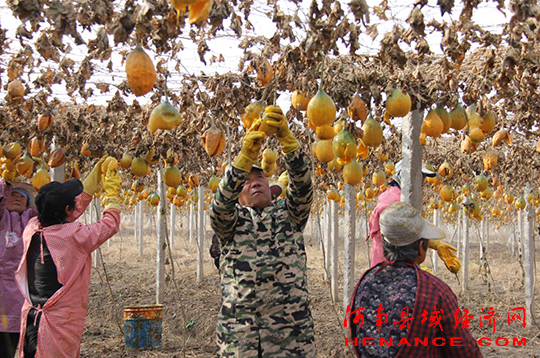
[518,210,524,256]
[325,200,332,280]
[461,209,470,292]
[138,200,144,256]
[485,217,489,252]
[400,110,423,211]
[432,209,439,274]
[523,186,536,325]
[93,199,102,267]
[189,200,194,245]
[480,217,485,260]
[331,199,338,304]
[169,203,176,249]
[156,167,167,304]
[457,210,462,259]
[197,186,205,282]
[511,221,516,256]
[343,184,356,312]
[134,203,138,243]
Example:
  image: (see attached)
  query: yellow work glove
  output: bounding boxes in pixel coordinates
[233,121,266,172]
[101,167,122,211]
[271,171,289,196]
[263,105,300,154]
[83,155,108,196]
[428,239,461,273]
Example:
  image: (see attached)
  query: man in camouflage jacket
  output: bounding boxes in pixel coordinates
[210,105,316,357]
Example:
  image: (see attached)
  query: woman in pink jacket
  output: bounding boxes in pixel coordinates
[0,182,37,358]
[15,156,122,358]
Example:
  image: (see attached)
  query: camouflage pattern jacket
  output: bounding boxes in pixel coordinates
[210,149,316,357]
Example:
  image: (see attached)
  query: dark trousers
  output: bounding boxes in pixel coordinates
[0,332,19,358]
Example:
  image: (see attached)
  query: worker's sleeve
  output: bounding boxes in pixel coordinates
[439,288,484,358]
[75,209,121,254]
[210,166,248,245]
[284,149,313,231]
[66,192,93,222]
[0,179,12,220]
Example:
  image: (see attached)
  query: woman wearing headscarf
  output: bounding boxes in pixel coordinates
[0,181,37,358]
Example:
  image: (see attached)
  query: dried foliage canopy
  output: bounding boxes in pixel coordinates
[1,0,539,191]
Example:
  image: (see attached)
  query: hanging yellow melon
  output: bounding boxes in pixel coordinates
[241,100,265,130]
[306,87,336,127]
[372,170,386,187]
[474,174,488,192]
[262,148,278,164]
[148,100,183,134]
[163,165,182,187]
[449,104,467,130]
[434,105,451,134]
[332,129,357,165]
[343,160,363,186]
[421,109,443,138]
[131,157,149,177]
[316,124,335,140]
[188,0,213,24]
[315,140,334,163]
[361,116,383,148]
[481,110,496,134]
[125,46,156,97]
[291,91,312,111]
[483,150,498,171]
[327,157,343,173]
[201,125,226,157]
[385,88,411,117]
[469,127,485,143]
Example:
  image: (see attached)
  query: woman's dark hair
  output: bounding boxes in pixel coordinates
[37,197,76,227]
[382,237,428,262]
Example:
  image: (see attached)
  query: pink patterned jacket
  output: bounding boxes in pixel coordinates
[15,192,120,357]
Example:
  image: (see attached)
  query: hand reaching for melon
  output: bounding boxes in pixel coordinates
[83,155,109,196]
[261,105,300,154]
[101,157,122,211]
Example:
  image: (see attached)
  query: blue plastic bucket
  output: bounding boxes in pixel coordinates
[123,304,163,349]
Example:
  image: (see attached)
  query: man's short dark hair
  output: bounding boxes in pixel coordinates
[382,237,428,262]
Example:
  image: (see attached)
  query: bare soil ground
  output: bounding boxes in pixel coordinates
[79,216,540,357]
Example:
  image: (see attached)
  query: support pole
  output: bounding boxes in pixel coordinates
[189,200,194,245]
[93,199,102,267]
[134,203,138,243]
[485,217,489,252]
[518,210,524,257]
[400,110,423,211]
[480,217,485,260]
[331,199,338,304]
[156,167,167,304]
[197,186,205,282]
[138,200,144,256]
[461,208,469,292]
[343,184,355,313]
[324,201,331,280]
[432,209,439,274]
[457,210,462,259]
[169,203,176,249]
[523,185,536,325]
